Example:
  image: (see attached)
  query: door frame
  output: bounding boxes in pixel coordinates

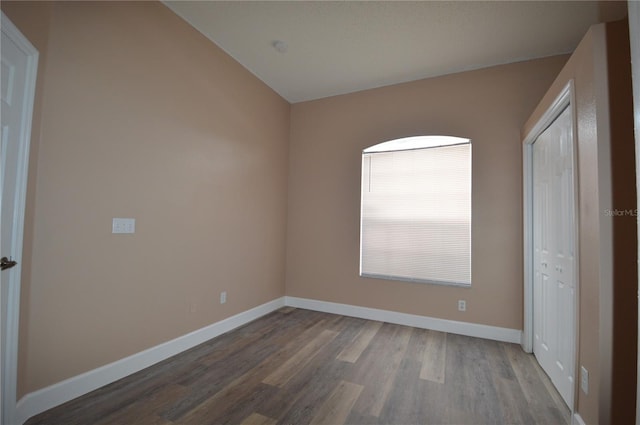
[1,12,39,425]
[522,80,579,411]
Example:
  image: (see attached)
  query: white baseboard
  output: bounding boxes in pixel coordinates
[572,413,587,425]
[16,297,285,425]
[16,295,522,425]
[285,296,522,344]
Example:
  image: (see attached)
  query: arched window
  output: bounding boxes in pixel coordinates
[360,135,471,286]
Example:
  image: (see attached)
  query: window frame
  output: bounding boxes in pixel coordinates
[359,136,472,287]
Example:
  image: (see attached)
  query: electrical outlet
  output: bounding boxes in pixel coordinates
[189,301,197,313]
[220,291,227,304]
[580,366,589,394]
[458,300,466,312]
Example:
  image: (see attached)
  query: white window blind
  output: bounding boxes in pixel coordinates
[360,136,471,286]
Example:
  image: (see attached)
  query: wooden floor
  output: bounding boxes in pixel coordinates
[26,308,570,425]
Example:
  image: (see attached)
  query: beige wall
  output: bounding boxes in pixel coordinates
[2,1,290,396]
[286,56,568,330]
[523,20,636,425]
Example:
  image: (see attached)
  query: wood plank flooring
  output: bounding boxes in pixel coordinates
[26,308,570,425]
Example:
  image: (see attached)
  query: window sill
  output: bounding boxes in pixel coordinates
[360,272,471,288]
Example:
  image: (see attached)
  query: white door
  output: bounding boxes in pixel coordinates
[532,105,576,408]
[1,13,38,425]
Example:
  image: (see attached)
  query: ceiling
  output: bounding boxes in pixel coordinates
[164,1,628,103]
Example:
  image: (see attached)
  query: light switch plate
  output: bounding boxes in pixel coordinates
[112,218,135,234]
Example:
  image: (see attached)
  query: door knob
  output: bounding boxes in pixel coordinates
[1,257,18,271]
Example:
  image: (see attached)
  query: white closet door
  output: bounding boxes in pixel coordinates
[532,105,576,408]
